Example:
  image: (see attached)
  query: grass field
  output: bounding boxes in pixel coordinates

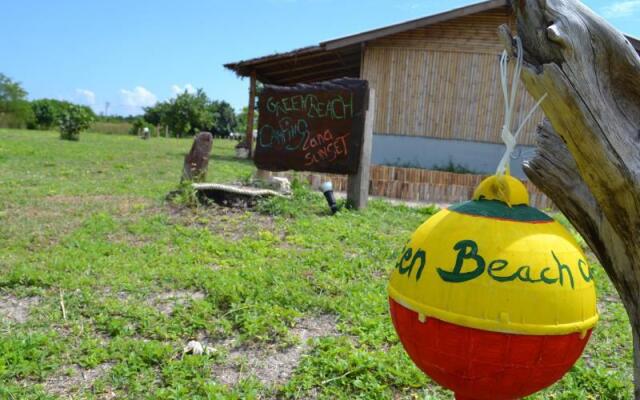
[0,129,633,399]
[89,122,134,136]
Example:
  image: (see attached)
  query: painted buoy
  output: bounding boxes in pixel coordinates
[388,175,598,400]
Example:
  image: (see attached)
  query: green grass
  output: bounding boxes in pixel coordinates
[0,128,633,399]
[90,122,134,136]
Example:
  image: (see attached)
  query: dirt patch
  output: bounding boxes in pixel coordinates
[214,315,338,387]
[206,263,224,271]
[168,205,280,243]
[0,294,40,323]
[44,363,113,397]
[101,287,130,301]
[149,290,206,315]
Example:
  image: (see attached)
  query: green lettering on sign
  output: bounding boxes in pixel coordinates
[437,240,485,283]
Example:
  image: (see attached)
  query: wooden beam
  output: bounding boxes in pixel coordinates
[347,89,375,210]
[224,46,322,71]
[273,64,360,83]
[260,54,361,78]
[280,73,360,86]
[359,42,366,78]
[231,46,361,76]
[236,49,333,72]
[277,65,360,85]
[246,71,257,159]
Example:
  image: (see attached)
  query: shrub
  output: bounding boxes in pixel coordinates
[59,105,95,141]
[31,99,73,130]
[129,118,154,136]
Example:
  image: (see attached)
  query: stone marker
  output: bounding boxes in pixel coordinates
[182,131,213,183]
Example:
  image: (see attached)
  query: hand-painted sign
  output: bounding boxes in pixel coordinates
[254,78,368,174]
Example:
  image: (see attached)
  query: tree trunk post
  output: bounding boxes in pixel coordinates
[347,88,375,210]
[500,0,640,396]
[246,70,257,159]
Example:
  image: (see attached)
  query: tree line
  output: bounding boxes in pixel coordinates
[0,73,96,140]
[142,90,240,138]
[0,72,253,140]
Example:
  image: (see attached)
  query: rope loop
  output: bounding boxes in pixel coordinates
[495,37,548,177]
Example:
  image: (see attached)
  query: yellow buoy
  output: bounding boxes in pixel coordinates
[388,175,598,400]
[389,174,597,335]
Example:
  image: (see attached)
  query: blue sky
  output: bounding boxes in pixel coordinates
[1,0,638,115]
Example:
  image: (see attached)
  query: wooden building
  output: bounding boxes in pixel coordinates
[225,0,640,206]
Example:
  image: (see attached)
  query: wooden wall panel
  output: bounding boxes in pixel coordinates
[362,8,544,145]
[372,8,511,54]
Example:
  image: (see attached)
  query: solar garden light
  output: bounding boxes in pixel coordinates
[320,181,338,215]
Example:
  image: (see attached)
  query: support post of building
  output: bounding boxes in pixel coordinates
[347,88,375,210]
[246,70,257,159]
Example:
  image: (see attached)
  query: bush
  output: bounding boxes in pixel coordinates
[30,99,77,130]
[129,118,154,136]
[59,105,95,141]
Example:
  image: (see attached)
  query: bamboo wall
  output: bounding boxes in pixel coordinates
[361,8,545,146]
[269,165,554,209]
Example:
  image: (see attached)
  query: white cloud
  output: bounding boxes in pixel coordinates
[120,86,157,109]
[603,0,640,17]
[75,89,96,105]
[171,83,196,95]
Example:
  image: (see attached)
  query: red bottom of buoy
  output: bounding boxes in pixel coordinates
[389,298,592,400]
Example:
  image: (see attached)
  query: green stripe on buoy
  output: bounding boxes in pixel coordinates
[449,199,553,223]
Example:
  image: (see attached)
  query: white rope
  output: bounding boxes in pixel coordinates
[496,37,548,176]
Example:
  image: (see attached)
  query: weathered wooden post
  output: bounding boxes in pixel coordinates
[347,89,375,210]
[500,0,640,396]
[246,70,257,159]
